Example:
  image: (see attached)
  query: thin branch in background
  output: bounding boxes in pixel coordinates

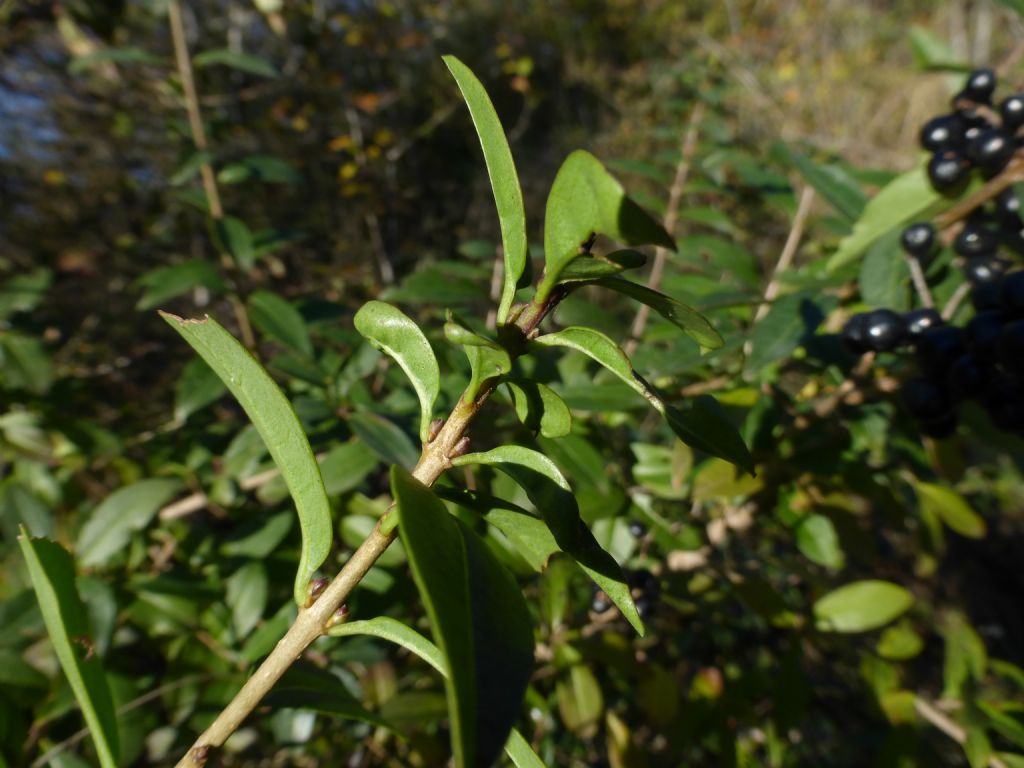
[941,280,973,321]
[914,697,1008,768]
[347,106,395,284]
[168,0,223,220]
[624,100,705,357]
[752,185,816,326]
[905,253,935,309]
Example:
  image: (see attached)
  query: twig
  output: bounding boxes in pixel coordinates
[905,254,935,309]
[934,154,1024,231]
[168,0,223,220]
[625,101,705,357]
[941,281,973,321]
[811,352,876,418]
[752,185,816,326]
[914,697,1008,768]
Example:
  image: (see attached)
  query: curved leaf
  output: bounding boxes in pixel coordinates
[558,249,647,282]
[443,56,528,324]
[160,312,332,606]
[18,532,119,768]
[354,300,440,441]
[539,150,674,297]
[330,616,544,768]
[452,446,643,634]
[814,580,914,633]
[915,481,986,539]
[193,47,279,78]
[444,313,512,401]
[533,327,650,400]
[391,467,534,768]
[595,276,722,349]
[77,478,183,567]
[505,379,572,438]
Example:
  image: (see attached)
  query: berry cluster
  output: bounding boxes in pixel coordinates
[840,68,1024,440]
[922,68,1023,192]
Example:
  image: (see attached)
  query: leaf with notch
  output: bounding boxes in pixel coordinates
[354,300,440,442]
[444,313,512,401]
[329,616,544,768]
[595,276,722,349]
[160,313,331,606]
[452,446,643,634]
[391,467,534,768]
[540,150,674,296]
[18,532,119,768]
[443,56,528,324]
[505,379,572,438]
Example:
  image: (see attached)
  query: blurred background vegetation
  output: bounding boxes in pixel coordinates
[4,1,1024,766]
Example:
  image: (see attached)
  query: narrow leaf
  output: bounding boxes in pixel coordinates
[595,276,722,349]
[533,327,650,400]
[443,56,528,324]
[76,479,183,567]
[348,411,420,469]
[814,580,914,633]
[18,532,119,767]
[915,481,986,539]
[452,446,644,634]
[193,48,279,78]
[505,379,572,438]
[785,147,867,221]
[391,467,534,768]
[248,290,314,357]
[558,249,647,282]
[160,313,332,605]
[444,313,512,401]
[354,300,440,442]
[540,150,674,296]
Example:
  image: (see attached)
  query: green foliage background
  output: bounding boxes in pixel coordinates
[2,1,1024,766]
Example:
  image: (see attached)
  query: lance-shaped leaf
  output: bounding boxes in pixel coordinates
[160,313,331,606]
[813,580,914,633]
[595,276,722,349]
[354,300,440,442]
[505,379,572,438]
[18,531,119,768]
[443,55,528,325]
[539,150,674,298]
[391,467,534,768]
[558,249,646,283]
[533,328,753,473]
[329,616,545,768]
[444,313,512,401]
[451,446,643,634]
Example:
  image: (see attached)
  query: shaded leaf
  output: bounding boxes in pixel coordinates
[1,333,53,395]
[354,300,440,442]
[248,290,314,357]
[859,228,910,311]
[161,313,332,605]
[76,479,182,567]
[785,147,867,221]
[218,155,299,185]
[212,216,255,269]
[391,468,534,768]
[595,276,722,348]
[347,411,419,469]
[136,260,226,310]
[505,379,572,438]
[814,580,914,633]
[443,56,528,324]
[558,249,646,282]
[265,660,389,728]
[18,533,119,767]
[193,48,278,77]
[174,357,227,422]
[663,397,755,476]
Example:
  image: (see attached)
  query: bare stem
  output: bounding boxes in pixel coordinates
[752,185,815,326]
[914,697,1008,768]
[905,254,935,309]
[625,101,704,357]
[172,292,560,766]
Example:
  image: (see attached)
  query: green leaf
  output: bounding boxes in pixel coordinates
[533,327,650,401]
[943,611,987,698]
[915,481,986,539]
[813,580,914,633]
[444,313,512,401]
[979,702,1024,749]
[248,290,314,357]
[662,397,755,476]
[264,660,390,728]
[0,268,52,319]
[18,532,119,768]
[174,357,227,422]
[594,276,722,349]
[443,56,528,324]
[192,48,279,77]
[908,25,966,70]
[329,616,544,767]
[795,514,845,569]
[347,411,420,469]
[135,260,226,310]
[225,561,268,640]
[76,479,183,567]
[965,728,993,768]
[556,660,604,735]
[744,292,829,377]
[505,379,572,438]
[218,155,299,185]
[391,467,535,768]
[877,621,924,660]
[169,151,214,186]
[785,148,867,221]
[160,313,332,605]
[996,0,1024,17]
[354,300,440,442]
[539,150,674,297]
[558,249,647,282]
[859,228,911,311]
[451,446,643,634]
[68,46,160,74]
[0,333,54,395]
[827,161,971,272]
[212,216,255,269]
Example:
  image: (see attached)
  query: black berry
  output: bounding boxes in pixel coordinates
[960,68,997,104]
[920,114,967,153]
[967,128,1015,175]
[916,326,966,374]
[966,310,1006,363]
[591,592,612,614]
[954,224,998,257]
[863,309,907,353]
[964,255,1011,285]
[928,150,970,193]
[841,313,871,355]
[627,521,647,539]
[1000,93,1024,132]
[920,412,959,439]
[904,308,943,339]
[997,319,1024,376]
[901,223,937,261]
[635,595,655,620]
[902,378,954,422]
[994,188,1022,230]
[999,271,1024,316]
[973,279,1004,311]
[947,354,987,400]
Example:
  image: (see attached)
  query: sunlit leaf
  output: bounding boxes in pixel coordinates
[443,56,528,324]
[505,379,572,438]
[354,300,440,442]
[391,467,534,768]
[595,276,722,348]
[444,313,512,401]
[18,532,119,768]
[914,481,986,539]
[814,580,914,633]
[161,312,332,605]
[135,260,226,310]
